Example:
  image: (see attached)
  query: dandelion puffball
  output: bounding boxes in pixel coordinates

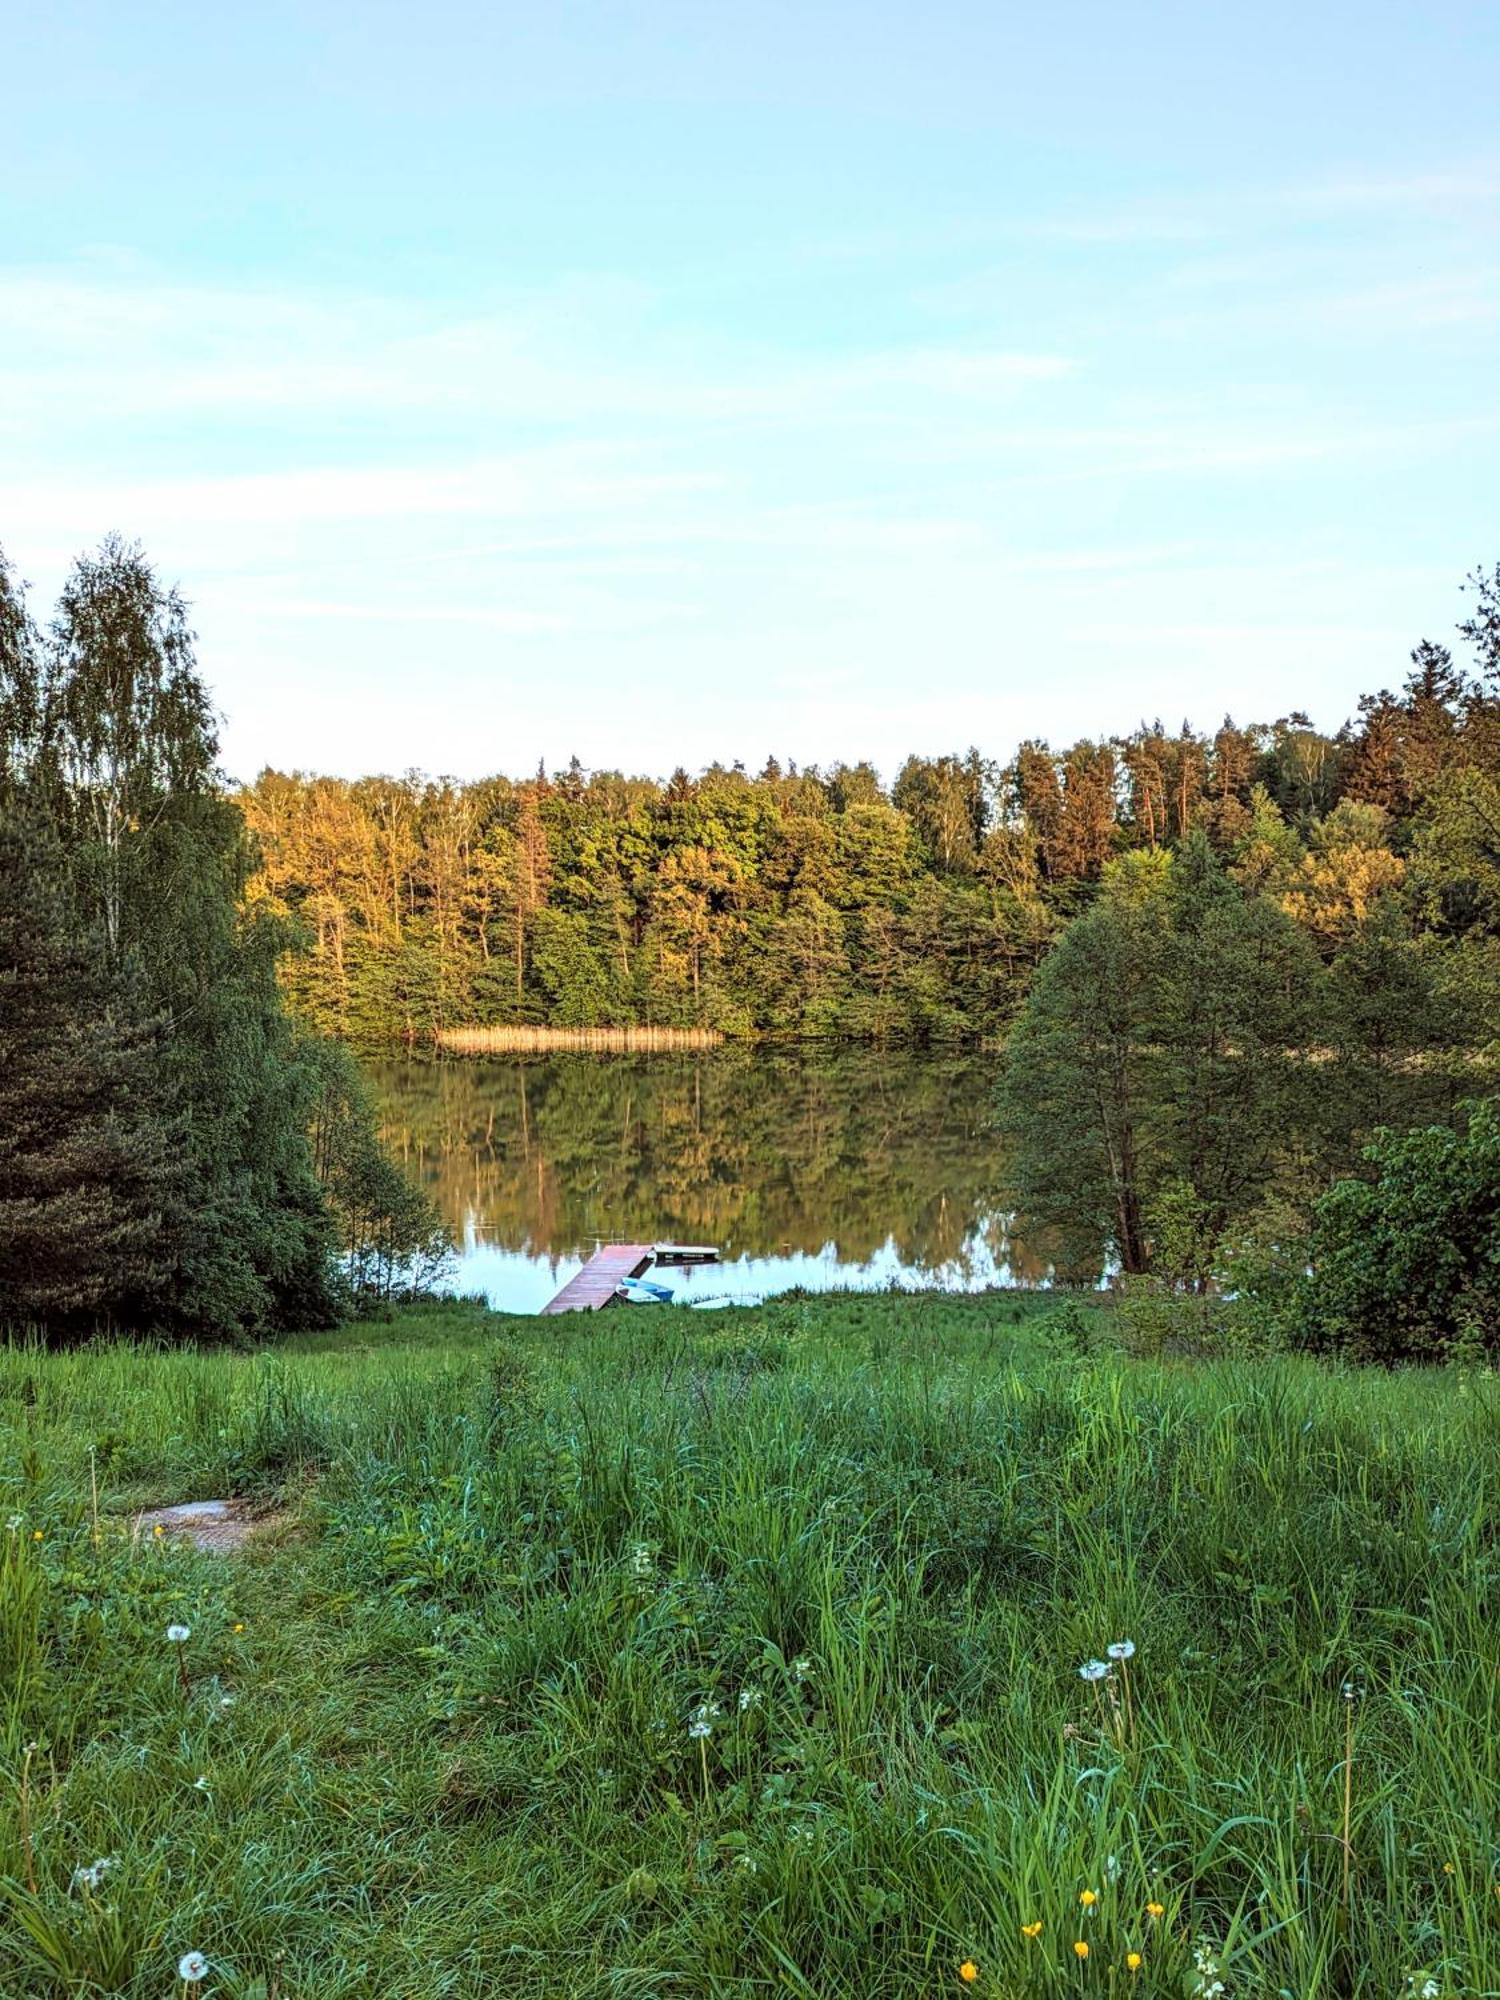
[178,1951,209,1981]
[167,1624,191,1644]
[1108,1639,1136,1660]
[1079,1659,1110,1682]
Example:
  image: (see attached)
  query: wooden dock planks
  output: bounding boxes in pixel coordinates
[541,1244,655,1314]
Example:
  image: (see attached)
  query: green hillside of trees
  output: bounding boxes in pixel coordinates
[241,567,1500,1057]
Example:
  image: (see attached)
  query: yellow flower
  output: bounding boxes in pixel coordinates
[1074,1941,1090,1960]
[1080,1889,1098,1908]
[959,1962,979,1984]
[1443,1862,1456,1876]
[1021,1921,1043,1940]
[232,1622,244,1634]
[1126,1953,1143,1972]
[1145,1901,1165,1919]
[153,1524,164,1538]
[32,1530,43,1542]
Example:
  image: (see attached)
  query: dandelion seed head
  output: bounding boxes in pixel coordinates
[1108,1640,1136,1660]
[178,1951,209,1982]
[1079,1659,1110,1682]
[166,1624,191,1644]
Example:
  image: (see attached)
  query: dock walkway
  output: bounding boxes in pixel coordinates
[541,1244,655,1314]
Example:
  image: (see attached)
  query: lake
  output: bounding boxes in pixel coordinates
[367,1046,1070,1311]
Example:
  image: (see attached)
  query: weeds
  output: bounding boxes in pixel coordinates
[0,1292,1497,1997]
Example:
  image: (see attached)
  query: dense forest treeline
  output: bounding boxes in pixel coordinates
[0,538,447,1340]
[243,567,1500,1057]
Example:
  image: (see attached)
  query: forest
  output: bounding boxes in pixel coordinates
[242,570,1500,1057]
[5,536,1500,1349]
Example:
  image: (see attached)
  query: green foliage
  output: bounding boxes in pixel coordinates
[1001,837,1326,1277]
[1,1295,1497,1997]
[306,1039,453,1311]
[0,537,433,1343]
[1290,1098,1500,1360]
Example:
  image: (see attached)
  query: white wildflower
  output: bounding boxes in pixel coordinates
[194,1774,211,1792]
[166,1623,191,1644]
[178,1951,209,1983]
[687,1718,712,1740]
[630,1543,654,1578]
[1107,1639,1136,1661]
[738,1687,762,1711]
[1079,1659,1110,1683]
[791,1655,813,1682]
[5,1514,22,1533]
[1190,1942,1226,1999]
[71,1855,118,1893]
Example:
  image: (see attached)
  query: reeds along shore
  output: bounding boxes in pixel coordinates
[434,1024,724,1054]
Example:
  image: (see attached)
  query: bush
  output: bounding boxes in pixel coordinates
[1292,1097,1500,1361]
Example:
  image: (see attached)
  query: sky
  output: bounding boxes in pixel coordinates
[2,1,1497,785]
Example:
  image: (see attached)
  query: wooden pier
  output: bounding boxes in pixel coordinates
[541,1242,720,1314]
[541,1244,655,1314]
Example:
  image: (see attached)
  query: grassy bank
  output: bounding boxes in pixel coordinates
[2,1294,1497,1998]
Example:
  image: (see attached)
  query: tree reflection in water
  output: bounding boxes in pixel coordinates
[366,1046,1077,1309]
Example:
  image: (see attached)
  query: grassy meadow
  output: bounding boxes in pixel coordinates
[2,1293,1497,1999]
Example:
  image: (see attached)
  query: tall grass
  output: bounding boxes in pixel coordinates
[1,1294,1496,1998]
[434,1025,724,1054]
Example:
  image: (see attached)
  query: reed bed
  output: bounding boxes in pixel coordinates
[1,1292,1496,1998]
[434,1023,724,1054]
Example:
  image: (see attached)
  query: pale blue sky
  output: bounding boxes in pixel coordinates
[3,2,1497,782]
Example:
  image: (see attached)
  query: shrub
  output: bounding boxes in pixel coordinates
[1292,1097,1500,1360]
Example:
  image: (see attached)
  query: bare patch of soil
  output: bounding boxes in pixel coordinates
[132,1498,291,1554]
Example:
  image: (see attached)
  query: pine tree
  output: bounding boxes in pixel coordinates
[0,802,177,1332]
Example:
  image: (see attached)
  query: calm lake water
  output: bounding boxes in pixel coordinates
[367,1047,1068,1312]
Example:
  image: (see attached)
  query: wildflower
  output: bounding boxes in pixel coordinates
[5,1514,21,1532]
[194,1774,211,1792]
[1145,1901,1165,1920]
[630,1543,654,1578]
[167,1624,192,1644]
[959,1964,979,1984]
[1080,1889,1098,1909]
[232,1622,244,1634]
[1079,1660,1110,1682]
[1107,1640,1136,1661]
[32,1529,43,1542]
[687,1718,712,1740]
[1074,1940,1089,1959]
[1021,1921,1043,1940]
[1443,1862,1455,1875]
[153,1523,164,1538]
[738,1687,762,1711]
[1126,1952,1142,1972]
[71,1856,118,1893]
[792,1655,813,1681]
[1191,1943,1226,1999]
[178,1952,209,1984]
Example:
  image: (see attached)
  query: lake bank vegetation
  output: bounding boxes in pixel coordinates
[2,1294,1497,1997]
[0,539,448,1345]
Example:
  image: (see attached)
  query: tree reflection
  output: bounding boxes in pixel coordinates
[367,1047,1069,1283]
